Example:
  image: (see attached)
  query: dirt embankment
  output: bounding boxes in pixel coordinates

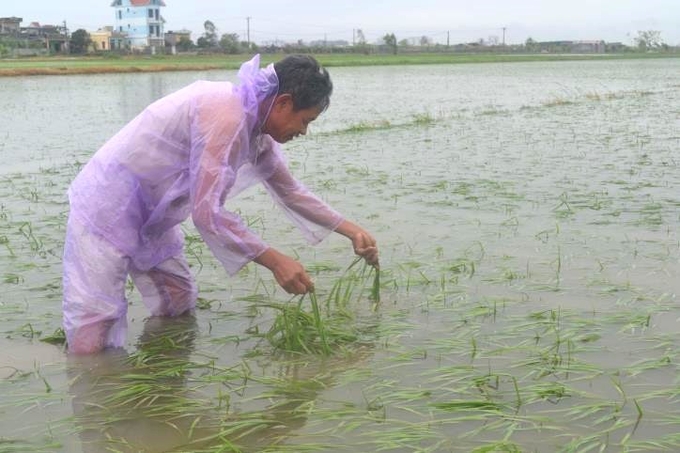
[0,64,225,77]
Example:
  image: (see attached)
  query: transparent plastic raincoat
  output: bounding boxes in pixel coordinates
[63,55,344,352]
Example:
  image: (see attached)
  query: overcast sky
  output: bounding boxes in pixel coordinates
[6,1,680,45]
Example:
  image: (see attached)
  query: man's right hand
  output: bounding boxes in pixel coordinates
[254,248,314,295]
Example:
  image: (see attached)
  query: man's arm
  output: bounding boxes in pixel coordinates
[264,162,379,267]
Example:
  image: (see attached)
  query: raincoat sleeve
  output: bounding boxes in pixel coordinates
[261,142,345,245]
[189,88,269,275]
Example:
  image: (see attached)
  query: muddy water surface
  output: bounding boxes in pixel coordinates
[1,59,680,452]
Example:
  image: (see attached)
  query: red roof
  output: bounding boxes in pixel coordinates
[129,0,166,6]
[111,0,166,6]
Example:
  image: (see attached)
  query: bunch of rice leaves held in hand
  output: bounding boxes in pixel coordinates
[264,259,380,355]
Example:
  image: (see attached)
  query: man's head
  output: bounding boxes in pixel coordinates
[262,55,333,143]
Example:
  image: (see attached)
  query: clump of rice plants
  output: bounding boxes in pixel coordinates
[39,327,66,346]
[261,259,380,355]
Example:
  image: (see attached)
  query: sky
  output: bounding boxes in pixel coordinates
[5,1,680,46]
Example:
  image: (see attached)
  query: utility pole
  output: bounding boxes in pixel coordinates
[447,31,450,47]
[246,16,251,49]
[352,28,355,46]
[502,27,506,46]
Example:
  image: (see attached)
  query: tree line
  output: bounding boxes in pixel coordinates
[1,19,675,57]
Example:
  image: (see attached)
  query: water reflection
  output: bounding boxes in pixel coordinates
[67,313,374,452]
[117,72,172,120]
[68,314,202,452]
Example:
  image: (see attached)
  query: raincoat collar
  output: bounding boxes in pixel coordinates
[236,54,279,136]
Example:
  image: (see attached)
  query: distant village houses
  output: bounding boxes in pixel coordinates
[1,2,196,56]
[572,40,606,53]
[2,7,672,57]
[0,16,69,55]
[534,40,606,54]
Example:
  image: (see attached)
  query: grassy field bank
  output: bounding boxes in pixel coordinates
[1,51,678,76]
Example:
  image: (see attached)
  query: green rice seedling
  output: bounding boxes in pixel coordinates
[3,273,23,284]
[623,355,672,377]
[525,381,571,404]
[262,295,358,356]
[471,441,522,453]
[0,439,64,453]
[39,327,66,346]
[552,192,574,218]
[262,299,319,354]
[340,119,392,134]
[0,235,14,257]
[359,421,445,452]
[183,229,205,270]
[411,112,435,125]
[552,245,562,290]
[15,323,41,339]
[431,399,508,414]
[480,107,510,116]
[259,259,379,355]
[558,416,636,452]
[306,261,342,274]
[18,221,44,255]
[625,436,680,453]
[542,97,575,108]
[368,266,380,304]
[345,256,381,303]
[309,290,330,354]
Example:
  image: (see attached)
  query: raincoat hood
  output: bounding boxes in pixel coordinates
[235,54,279,135]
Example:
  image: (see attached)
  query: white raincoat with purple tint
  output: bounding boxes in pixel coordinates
[67,54,343,273]
[63,55,343,348]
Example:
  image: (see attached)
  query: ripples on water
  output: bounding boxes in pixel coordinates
[1,59,679,452]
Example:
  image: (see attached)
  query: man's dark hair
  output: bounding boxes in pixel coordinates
[274,55,333,112]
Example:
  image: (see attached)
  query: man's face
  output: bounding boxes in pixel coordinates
[264,94,323,144]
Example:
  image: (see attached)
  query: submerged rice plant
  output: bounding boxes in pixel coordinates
[261,259,380,355]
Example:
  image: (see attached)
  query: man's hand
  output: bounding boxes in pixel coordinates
[255,248,314,294]
[335,220,380,268]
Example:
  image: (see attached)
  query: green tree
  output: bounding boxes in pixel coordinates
[635,30,663,51]
[197,20,218,48]
[219,33,240,54]
[355,28,369,54]
[176,36,194,52]
[382,33,397,54]
[525,37,538,52]
[70,29,91,54]
[356,29,366,46]
[0,39,8,57]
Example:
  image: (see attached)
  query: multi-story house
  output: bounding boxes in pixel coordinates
[0,17,23,36]
[23,21,70,53]
[111,0,165,50]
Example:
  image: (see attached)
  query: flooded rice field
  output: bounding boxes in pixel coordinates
[1,58,680,452]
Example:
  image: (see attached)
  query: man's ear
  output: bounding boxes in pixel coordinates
[273,93,293,109]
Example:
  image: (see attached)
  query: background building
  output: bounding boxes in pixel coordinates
[111,0,165,51]
[0,17,22,36]
[89,26,128,51]
[25,22,69,53]
[164,28,191,53]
